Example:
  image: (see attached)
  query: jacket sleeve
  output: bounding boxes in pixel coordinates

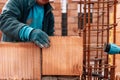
[0,0,26,40]
[48,12,55,36]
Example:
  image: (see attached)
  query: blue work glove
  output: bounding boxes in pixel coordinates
[29,29,50,48]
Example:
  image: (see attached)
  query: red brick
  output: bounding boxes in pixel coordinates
[67,30,79,36]
[68,23,79,36]
[68,0,72,3]
[68,10,78,17]
[0,0,7,3]
[52,10,62,16]
[68,3,78,10]
[54,29,62,36]
[54,0,61,3]
[54,23,61,29]
[72,0,80,2]
[68,17,78,23]
[0,0,6,13]
[52,3,61,10]
[55,16,62,23]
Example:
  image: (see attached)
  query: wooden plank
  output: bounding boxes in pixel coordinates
[42,36,83,75]
[0,43,41,79]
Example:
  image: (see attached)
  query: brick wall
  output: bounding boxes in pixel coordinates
[51,0,80,36]
[67,1,79,36]
[51,0,62,36]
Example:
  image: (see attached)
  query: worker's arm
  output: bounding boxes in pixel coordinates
[0,0,26,40]
[0,0,50,48]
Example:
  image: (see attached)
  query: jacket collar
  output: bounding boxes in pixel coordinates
[28,0,36,9]
[28,0,53,16]
[44,3,53,16]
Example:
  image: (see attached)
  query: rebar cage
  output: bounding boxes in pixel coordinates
[78,0,118,80]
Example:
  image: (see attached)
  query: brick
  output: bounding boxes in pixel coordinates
[52,10,62,16]
[68,23,79,36]
[54,23,62,35]
[68,0,72,3]
[54,23,61,29]
[54,0,61,3]
[68,29,79,36]
[54,29,62,36]
[68,3,78,10]
[0,0,7,3]
[72,0,80,2]
[54,23,62,36]
[0,0,6,13]
[68,10,78,17]
[53,3,61,10]
[55,16,62,23]
[68,17,78,23]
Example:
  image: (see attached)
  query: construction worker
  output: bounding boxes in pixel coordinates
[0,0,79,80]
[0,0,54,48]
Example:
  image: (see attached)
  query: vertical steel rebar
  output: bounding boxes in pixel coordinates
[81,0,117,79]
[101,0,104,59]
[96,0,100,58]
[79,0,83,37]
[88,1,91,80]
[113,0,117,79]
[83,0,87,79]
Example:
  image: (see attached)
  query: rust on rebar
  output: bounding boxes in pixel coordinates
[83,0,87,79]
[80,0,117,80]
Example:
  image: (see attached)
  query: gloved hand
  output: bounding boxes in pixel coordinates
[29,29,50,48]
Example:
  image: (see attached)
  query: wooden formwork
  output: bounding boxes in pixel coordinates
[42,36,83,76]
[0,43,41,79]
[0,36,83,79]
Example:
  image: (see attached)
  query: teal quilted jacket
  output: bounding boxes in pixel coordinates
[0,0,54,42]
